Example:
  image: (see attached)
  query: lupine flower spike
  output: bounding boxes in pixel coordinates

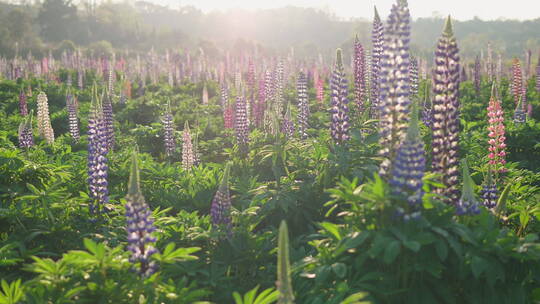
[487,83,506,173]
[473,56,481,96]
[481,169,498,209]
[378,0,411,176]
[512,58,523,106]
[66,88,80,142]
[18,110,34,148]
[432,16,461,203]
[125,150,159,277]
[330,49,350,144]
[370,6,384,118]
[353,35,366,112]
[456,160,481,215]
[211,162,232,234]
[36,91,55,144]
[281,104,295,138]
[390,102,425,221]
[421,81,432,127]
[235,96,249,154]
[162,100,176,158]
[19,88,28,116]
[297,72,309,139]
[87,85,110,216]
[182,121,194,170]
[102,90,115,151]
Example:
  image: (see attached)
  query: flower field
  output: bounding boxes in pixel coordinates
[1,0,540,303]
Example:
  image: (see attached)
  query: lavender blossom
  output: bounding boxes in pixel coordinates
[409,56,419,96]
[474,56,481,96]
[125,151,159,277]
[432,17,461,203]
[330,49,350,144]
[378,0,411,176]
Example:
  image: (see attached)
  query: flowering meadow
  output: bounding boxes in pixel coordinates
[1,0,540,303]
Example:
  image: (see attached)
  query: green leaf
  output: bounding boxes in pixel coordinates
[471,256,488,279]
[434,240,448,261]
[331,263,347,279]
[403,241,421,252]
[383,241,401,264]
[319,222,342,240]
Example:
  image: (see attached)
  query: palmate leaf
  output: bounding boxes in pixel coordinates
[232,286,279,304]
[0,279,24,304]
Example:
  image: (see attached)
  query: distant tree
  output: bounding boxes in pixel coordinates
[37,0,79,42]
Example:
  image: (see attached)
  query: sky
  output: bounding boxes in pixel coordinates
[170,0,540,21]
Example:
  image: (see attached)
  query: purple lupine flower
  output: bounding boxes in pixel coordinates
[330,49,350,144]
[18,110,34,148]
[390,107,425,221]
[473,56,481,96]
[234,96,249,153]
[353,35,366,112]
[281,105,295,138]
[456,160,480,215]
[66,89,80,142]
[378,0,411,176]
[297,72,309,139]
[162,100,176,158]
[182,121,194,170]
[211,163,232,233]
[125,151,159,277]
[460,66,468,82]
[87,86,110,216]
[220,82,229,109]
[274,59,285,117]
[19,88,28,116]
[481,170,498,209]
[370,6,384,119]
[409,56,419,96]
[102,91,115,151]
[432,16,461,203]
[511,58,523,106]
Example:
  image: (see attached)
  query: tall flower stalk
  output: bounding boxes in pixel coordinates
[125,151,159,277]
[409,56,419,96]
[481,169,498,209]
[162,100,176,158]
[353,35,366,112]
[390,104,425,221]
[211,163,232,234]
[330,49,350,144]
[378,0,411,176]
[19,88,28,116]
[297,72,309,139]
[512,58,523,106]
[235,96,249,153]
[182,121,194,170]
[473,56,481,96]
[36,91,54,144]
[431,16,461,203]
[281,104,295,138]
[487,83,506,174]
[18,110,34,148]
[66,89,80,142]
[102,91,115,151]
[370,6,384,118]
[277,220,294,304]
[87,86,109,216]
